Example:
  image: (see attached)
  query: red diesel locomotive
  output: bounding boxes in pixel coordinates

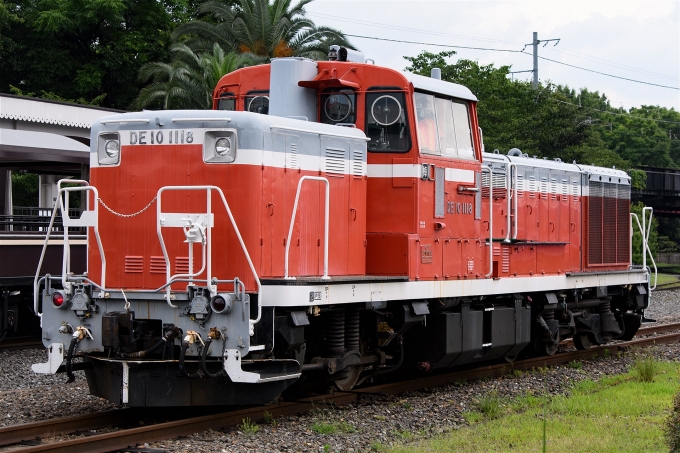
[33,47,651,406]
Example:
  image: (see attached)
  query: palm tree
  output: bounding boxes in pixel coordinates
[173,0,355,60]
[131,43,260,110]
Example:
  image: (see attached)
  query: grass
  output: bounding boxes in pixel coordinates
[634,356,658,383]
[239,417,260,435]
[391,359,678,453]
[651,272,680,286]
[311,420,356,435]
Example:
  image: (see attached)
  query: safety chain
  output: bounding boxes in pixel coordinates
[98,196,157,218]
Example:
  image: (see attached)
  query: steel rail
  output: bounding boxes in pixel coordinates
[5,323,680,453]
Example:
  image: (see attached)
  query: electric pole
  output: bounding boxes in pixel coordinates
[525,32,560,89]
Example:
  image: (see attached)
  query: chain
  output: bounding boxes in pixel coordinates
[98,196,157,218]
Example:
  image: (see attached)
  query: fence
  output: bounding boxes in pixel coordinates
[0,206,85,234]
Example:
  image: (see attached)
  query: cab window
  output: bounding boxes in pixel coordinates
[365,89,410,153]
[414,91,476,160]
[244,90,269,114]
[217,92,236,111]
[321,88,356,125]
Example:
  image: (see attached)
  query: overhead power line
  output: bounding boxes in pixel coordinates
[522,52,680,90]
[309,13,526,46]
[344,33,679,91]
[343,34,523,53]
[553,98,680,125]
[311,12,678,82]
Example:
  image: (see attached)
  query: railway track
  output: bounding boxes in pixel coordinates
[2,322,679,453]
[0,337,43,351]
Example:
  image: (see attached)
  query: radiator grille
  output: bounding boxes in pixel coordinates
[482,171,507,198]
[175,257,190,274]
[502,247,510,273]
[351,149,364,177]
[289,143,298,170]
[150,256,167,274]
[124,256,143,273]
[587,180,630,266]
[325,147,346,176]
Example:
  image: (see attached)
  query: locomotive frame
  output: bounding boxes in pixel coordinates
[33,50,652,407]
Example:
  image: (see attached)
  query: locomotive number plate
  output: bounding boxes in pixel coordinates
[421,245,433,264]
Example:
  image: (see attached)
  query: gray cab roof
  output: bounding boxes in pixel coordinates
[401,71,478,102]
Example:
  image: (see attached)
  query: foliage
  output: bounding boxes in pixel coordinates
[405,51,589,160]
[9,85,107,106]
[173,0,355,60]
[239,417,260,435]
[392,361,680,453]
[474,390,503,419]
[131,43,259,110]
[634,356,658,383]
[11,171,38,207]
[0,0,197,109]
[665,387,680,452]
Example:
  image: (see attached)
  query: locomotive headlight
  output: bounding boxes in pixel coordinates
[204,129,237,163]
[215,137,231,156]
[210,293,234,314]
[105,140,120,158]
[97,132,121,165]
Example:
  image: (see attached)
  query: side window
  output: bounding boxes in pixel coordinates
[452,101,474,159]
[414,92,439,155]
[365,90,410,153]
[244,91,269,114]
[435,97,457,157]
[321,88,356,125]
[414,91,476,161]
[218,92,236,111]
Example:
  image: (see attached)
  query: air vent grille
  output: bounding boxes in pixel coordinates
[125,256,143,273]
[325,147,346,176]
[150,256,167,274]
[175,257,190,274]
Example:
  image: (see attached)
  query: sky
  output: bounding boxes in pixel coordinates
[305,0,680,111]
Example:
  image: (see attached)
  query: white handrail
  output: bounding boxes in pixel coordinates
[156,186,263,327]
[33,180,106,317]
[483,167,494,278]
[631,208,657,290]
[504,163,517,243]
[284,176,331,280]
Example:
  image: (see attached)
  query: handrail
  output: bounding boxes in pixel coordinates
[483,167,493,278]
[504,163,518,243]
[33,180,106,318]
[156,186,262,327]
[284,176,331,280]
[631,207,657,290]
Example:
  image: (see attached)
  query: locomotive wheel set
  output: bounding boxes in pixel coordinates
[33,47,651,407]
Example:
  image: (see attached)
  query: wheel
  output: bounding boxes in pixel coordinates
[333,365,364,391]
[573,333,592,350]
[534,333,559,356]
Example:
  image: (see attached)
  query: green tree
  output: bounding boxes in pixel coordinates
[404,51,588,160]
[0,0,192,109]
[131,43,259,110]
[173,0,355,59]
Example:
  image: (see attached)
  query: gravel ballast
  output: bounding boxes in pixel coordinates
[0,289,677,450]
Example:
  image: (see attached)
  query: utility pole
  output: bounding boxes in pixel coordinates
[525,32,560,89]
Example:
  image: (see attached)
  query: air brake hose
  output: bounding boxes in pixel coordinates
[65,336,79,383]
[179,340,202,379]
[121,328,180,359]
[200,339,225,378]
